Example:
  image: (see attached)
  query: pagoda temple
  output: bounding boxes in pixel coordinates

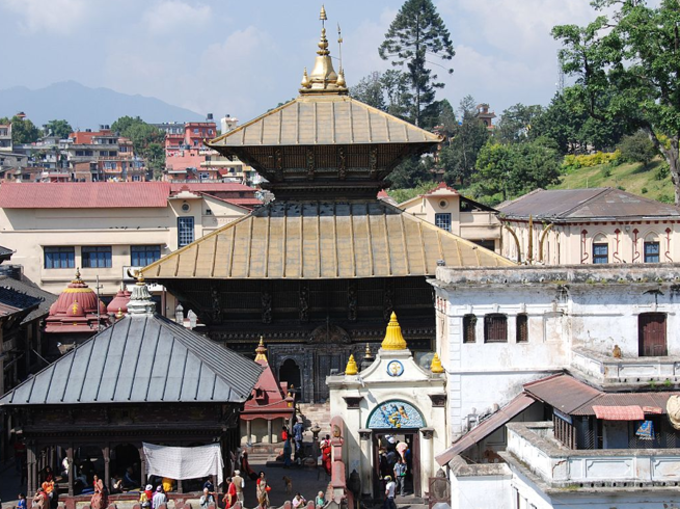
[142,8,513,402]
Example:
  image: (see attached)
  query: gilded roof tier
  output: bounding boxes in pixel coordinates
[206,95,442,149]
[141,200,514,281]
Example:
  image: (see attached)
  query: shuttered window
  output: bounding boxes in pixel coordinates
[516,314,528,343]
[484,314,507,343]
[463,314,476,343]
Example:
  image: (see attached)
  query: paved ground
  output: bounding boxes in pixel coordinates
[0,460,24,508]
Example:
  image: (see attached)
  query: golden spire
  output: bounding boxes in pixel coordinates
[364,343,373,360]
[72,268,83,284]
[430,353,444,374]
[255,336,268,363]
[345,354,358,375]
[381,312,408,351]
[299,6,347,95]
[115,307,124,320]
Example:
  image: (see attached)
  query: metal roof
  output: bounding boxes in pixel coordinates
[142,200,514,280]
[0,275,56,324]
[436,393,536,466]
[523,373,601,414]
[207,95,442,148]
[0,314,262,406]
[498,188,680,220]
[572,392,674,416]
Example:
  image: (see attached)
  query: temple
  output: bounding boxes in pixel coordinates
[141,8,513,402]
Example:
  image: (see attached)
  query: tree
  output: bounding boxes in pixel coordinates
[0,115,40,144]
[111,116,165,177]
[43,119,73,139]
[350,70,413,120]
[495,104,544,144]
[387,154,433,189]
[553,0,680,204]
[439,96,489,186]
[350,72,387,111]
[617,130,658,166]
[379,0,455,128]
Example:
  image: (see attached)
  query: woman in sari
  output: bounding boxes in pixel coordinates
[90,475,108,509]
[255,472,270,509]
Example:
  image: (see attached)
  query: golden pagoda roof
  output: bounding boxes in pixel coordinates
[141,200,514,281]
[381,312,407,350]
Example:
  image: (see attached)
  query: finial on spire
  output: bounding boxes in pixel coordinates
[320,5,327,22]
[255,336,268,363]
[345,354,358,375]
[381,312,408,351]
[431,353,444,374]
[72,267,82,283]
[301,68,311,89]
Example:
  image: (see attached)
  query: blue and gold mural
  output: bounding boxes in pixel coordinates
[367,400,425,429]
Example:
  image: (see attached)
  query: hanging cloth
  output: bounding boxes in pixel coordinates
[142,442,224,486]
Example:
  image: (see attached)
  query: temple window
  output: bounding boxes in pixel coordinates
[82,246,112,268]
[644,239,660,263]
[131,245,161,267]
[435,213,451,232]
[516,314,528,343]
[592,235,608,264]
[178,217,195,247]
[44,246,75,269]
[463,314,476,343]
[484,314,507,343]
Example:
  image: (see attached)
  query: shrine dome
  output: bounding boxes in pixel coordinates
[45,269,110,334]
[107,289,130,316]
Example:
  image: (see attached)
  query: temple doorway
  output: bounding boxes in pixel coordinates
[372,432,420,498]
[279,359,302,400]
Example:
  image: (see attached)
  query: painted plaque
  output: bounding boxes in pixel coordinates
[386,360,404,377]
[367,400,425,429]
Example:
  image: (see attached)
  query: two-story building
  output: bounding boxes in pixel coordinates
[0,181,260,305]
[498,188,680,265]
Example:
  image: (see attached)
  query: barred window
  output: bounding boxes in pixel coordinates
[463,314,476,343]
[177,216,195,247]
[516,314,528,343]
[484,314,507,343]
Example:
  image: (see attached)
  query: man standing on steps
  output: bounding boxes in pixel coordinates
[293,417,305,463]
[393,457,407,497]
[232,470,245,504]
[383,476,396,509]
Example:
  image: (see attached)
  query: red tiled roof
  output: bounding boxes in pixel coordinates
[169,182,254,193]
[0,182,171,209]
[593,405,644,421]
[424,181,459,195]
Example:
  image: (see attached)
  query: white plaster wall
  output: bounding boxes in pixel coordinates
[451,475,512,509]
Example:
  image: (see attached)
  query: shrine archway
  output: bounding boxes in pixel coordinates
[279,358,302,400]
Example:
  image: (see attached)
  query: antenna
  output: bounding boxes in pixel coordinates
[95,274,104,331]
[556,52,565,94]
[337,23,344,70]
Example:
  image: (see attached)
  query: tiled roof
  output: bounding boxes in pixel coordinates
[523,373,600,414]
[1,276,58,324]
[499,188,680,220]
[207,95,442,148]
[0,313,262,406]
[169,182,255,193]
[142,200,514,280]
[0,182,171,209]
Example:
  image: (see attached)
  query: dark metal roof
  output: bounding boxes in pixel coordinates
[0,314,262,406]
[498,188,680,221]
[523,373,600,414]
[0,275,57,324]
[0,245,14,262]
[435,393,537,466]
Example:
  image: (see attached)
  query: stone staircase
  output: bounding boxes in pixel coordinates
[297,402,332,438]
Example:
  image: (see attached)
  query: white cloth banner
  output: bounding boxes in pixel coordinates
[142,442,224,486]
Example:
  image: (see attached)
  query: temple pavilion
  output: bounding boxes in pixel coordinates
[141,8,513,403]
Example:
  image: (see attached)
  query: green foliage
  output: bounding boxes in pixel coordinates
[495,103,544,144]
[387,182,435,204]
[388,155,434,189]
[617,131,658,166]
[0,115,40,144]
[655,163,670,181]
[561,151,620,172]
[379,0,455,128]
[552,0,680,204]
[111,116,165,176]
[472,139,561,203]
[350,70,412,120]
[43,119,73,139]
[439,96,489,186]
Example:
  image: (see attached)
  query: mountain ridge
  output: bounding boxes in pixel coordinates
[0,81,205,128]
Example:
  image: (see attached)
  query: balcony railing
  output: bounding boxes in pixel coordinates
[571,347,680,389]
[505,422,680,487]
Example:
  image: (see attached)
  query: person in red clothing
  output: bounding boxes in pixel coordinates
[223,477,237,509]
[321,435,332,477]
[281,426,289,441]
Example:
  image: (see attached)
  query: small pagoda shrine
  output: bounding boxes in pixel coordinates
[106,288,131,319]
[240,337,295,448]
[44,269,110,352]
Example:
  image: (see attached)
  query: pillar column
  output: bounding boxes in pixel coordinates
[103,444,110,489]
[27,441,36,495]
[139,445,147,487]
[420,428,435,498]
[67,445,74,497]
[358,430,372,498]
[267,420,273,444]
[246,420,252,446]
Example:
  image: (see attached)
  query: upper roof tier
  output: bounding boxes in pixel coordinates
[205,8,442,198]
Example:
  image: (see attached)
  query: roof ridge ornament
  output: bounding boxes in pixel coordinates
[381,311,408,351]
[127,269,155,316]
[299,6,348,95]
[255,336,268,363]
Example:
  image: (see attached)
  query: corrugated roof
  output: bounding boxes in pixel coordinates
[436,393,536,466]
[0,182,171,209]
[523,373,601,414]
[0,314,262,406]
[207,95,442,148]
[499,188,680,220]
[142,200,514,280]
[572,392,674,416]
[592,405,644,420]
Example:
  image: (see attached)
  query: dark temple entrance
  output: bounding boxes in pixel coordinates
[279,359,302,400]
[372,431,421,498]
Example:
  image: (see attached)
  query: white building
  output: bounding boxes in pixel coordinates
[430,264,680,509]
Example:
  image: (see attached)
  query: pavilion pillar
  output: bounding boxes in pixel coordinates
[358,430,372,498]
[267,420,273,444]
[67,445,74,497]
[246,420,252,446]
[103,443,110,489]
[139,445,147,487]
[27,441,37,494]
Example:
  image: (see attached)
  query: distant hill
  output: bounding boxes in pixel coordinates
[0,81,204,128]
[550,158,675,204]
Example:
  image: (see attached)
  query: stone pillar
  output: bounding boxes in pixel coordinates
[342,397,364,477]
[139,445,147,487]
[420,428,434,497]
[246,420,252,446]
[27,441,36,495]
[358,430,372,498]
[67,445,74,497]
[104,444,110,489]
[267,420,273,444]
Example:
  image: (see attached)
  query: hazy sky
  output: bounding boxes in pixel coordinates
[0,0,606,124]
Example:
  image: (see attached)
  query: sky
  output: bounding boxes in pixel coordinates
[0,0,609,124]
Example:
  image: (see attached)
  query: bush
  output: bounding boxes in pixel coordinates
[641,187,648,194]
[561,151,620,171]
[617,131,658,165]
[655,163,670,181]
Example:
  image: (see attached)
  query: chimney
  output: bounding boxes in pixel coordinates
[206,113,213,121]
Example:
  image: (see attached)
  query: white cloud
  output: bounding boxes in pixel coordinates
[3,0,90,35]
[143,0,211,35]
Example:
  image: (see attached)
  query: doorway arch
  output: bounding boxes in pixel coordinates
[279,358,302,400]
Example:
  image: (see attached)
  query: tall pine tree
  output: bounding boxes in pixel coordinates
[379,0,455,128]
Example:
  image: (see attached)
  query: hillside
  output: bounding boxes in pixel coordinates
[550,159,675,204]
[0,81,204,128]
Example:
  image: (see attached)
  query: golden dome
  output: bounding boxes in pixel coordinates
[381,312,407,351]
[255,336,268,363]
[345,354,358,375]
[431,353,444,374]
